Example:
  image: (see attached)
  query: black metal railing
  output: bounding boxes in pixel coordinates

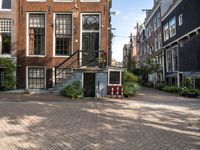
[54,50,106,85]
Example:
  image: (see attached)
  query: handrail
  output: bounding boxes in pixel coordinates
[55,50,80,69]
[54,50,106,85]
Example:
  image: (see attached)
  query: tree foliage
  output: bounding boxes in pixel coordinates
[0,58,16,90]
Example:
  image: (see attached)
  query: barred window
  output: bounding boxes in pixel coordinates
[28,13,45,55]
[28,67,45,89]
[109,71,121,85]
[0,20,11,32]
[82,14,99,30]
[55,14,72,56]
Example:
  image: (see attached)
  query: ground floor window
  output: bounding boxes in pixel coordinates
[56,68,71,84]
[108,70,122,85]
[28,67,45,89]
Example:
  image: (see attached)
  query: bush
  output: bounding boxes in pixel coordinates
[123,71,138,83]
[144,82,154,88]
[179,88,199,98]
[124,82,139,98]
[123,71,139,97]
[162,86,180,93]
[61,80,83,99]
[154,83,166,90]
[0,58,16,90]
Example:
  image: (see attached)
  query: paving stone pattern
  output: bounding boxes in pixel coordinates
[0,87,200,150]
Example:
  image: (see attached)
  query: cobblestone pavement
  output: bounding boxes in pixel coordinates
[0,87,200,150]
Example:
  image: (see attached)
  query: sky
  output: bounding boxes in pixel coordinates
[111,0,154,62]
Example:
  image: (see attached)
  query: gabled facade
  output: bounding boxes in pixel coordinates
[162,0,200,88]
[0,0,17,90]
[15,0,120,97]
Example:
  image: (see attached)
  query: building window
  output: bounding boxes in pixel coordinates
[166,49,172,72]
[153,17,157,31]
[169,17,176,37]
[81,14,100,65]
[55,68,71,84]
[158,33,162,49]
[55,14,72,56]
[157,12,161,27]
[178,14,183,26]
[155,38,158,51]
[0,19,11,55]
[0,0,11,10]
[172,47,178,72]
[28,67,45,89]
[163,23,169,41]
[28,13,45,56]
[109,71,121,85]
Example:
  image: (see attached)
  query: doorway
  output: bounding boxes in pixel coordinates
[83,73,96,97]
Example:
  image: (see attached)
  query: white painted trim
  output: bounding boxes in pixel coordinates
[108,69,122,86]
[26,66,46,90]
[26,12,46,57]
[80,13,101,66]
[171,45,178,72]
[166,48,171,73]
[164,26,200,48]
[53,13,73,57]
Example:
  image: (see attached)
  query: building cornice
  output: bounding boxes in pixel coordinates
[144,2,160,26]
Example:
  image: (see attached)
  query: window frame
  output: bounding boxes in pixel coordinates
[166,49,172,72]
[0,0,11,11]
[178,14,183,26]
[26,66,46,90]
[163,23,169,41]
[26,12,46,57]
[169,17,176,38]
[172,46,178,72]
[108,70,122,86]
[53,13,73,57]
[80,13,101,65]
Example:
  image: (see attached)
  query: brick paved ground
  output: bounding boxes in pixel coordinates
[0,87,200,150]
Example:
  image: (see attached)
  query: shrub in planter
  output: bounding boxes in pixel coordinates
[162,86,179,93]
[154,83,166,90]
[124,82,139,98]
[179,88,199,98]
[61,80,83,99]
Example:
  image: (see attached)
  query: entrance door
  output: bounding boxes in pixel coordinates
[82,33,99,66]
[83,73,96,97]
[0,69,5,91]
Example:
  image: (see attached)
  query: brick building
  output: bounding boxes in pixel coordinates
[15,0,123,97]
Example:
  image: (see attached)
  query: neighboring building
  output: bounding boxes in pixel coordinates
[162,0,200,88]
[123,33,136,70]
[0,0,17,90]
[123,44,129,67]
[143,0,164,84]
[16,0,122,97]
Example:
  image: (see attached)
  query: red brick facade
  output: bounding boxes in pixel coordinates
[17,0,112,89]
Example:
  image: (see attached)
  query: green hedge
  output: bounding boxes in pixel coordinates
[61,80,83,99]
